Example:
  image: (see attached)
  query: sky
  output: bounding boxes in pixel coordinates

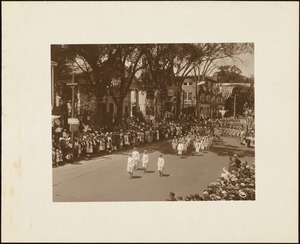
[215,52,254,78]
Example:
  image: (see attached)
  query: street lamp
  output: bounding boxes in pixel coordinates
[67,74,78,160]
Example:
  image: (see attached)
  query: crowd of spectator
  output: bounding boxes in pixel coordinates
[52,114,203,167]
[167,154,255,201]
[52,114,254,167]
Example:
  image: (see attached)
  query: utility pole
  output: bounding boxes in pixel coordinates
[67,74,78,161]
[233,93,236,118]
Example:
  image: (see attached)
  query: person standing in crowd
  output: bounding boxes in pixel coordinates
[132,147,140,171]
[157,154,165,177]
[55,148,60,167]
[127,153,134,179]
[232,154,241,168]
[142,150,149,173]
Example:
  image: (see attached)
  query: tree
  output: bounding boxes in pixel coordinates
[217,65,254,117]
[107,44,146,123]
[140,44,176,117]
[224,85,254,117]
[216,65,244,83]
[51,44,146,125]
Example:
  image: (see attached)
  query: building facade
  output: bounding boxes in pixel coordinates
[181,75,225,119]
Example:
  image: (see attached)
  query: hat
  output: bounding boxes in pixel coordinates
[169,192,175,196]
[233,154,238,158]
[238,190,247,199]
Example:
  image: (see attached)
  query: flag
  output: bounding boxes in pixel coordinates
[197,81,205,86]
[221,86,234,100]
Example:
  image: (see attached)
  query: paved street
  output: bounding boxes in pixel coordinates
[53,137,254,201]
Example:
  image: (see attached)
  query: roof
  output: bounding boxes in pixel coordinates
[177,75,218,83]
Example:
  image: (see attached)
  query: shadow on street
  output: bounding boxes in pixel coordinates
[210,137,255,158]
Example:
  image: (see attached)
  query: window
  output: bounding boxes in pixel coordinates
[184,92,193,101]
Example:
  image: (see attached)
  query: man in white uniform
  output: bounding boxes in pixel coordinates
[132,147,140,171]
[157,154,165,177]
[142,150,149,173]
[127,153,134,179]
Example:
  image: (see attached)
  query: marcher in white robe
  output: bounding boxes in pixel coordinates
[177,141,184,157]
[195,140,201,155]
[132,147,140,171]
[204,136,208,151]
[183,140,188,156]
[157,154,165,177]
[172,137,178,152]
[142,150,149,173]
[127,154,134,179]
[200,139,205,152]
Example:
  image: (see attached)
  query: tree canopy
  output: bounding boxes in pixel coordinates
[51,43,254,123]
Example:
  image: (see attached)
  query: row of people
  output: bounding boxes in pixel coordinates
[126,148,165,179]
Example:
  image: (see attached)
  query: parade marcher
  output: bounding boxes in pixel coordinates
[200,138,205,152]
[177,139,184,158]
[157,154,165,177]
[195,139,201,156]
[132,147,140,171]
[172,136,178,153]
[127,153,134,179]
[142,150,149,173]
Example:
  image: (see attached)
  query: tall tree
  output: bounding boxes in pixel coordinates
[107,44,146,123]
[141,44,176,117]
[51,44,124,125]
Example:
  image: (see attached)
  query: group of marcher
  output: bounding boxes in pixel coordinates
[126,147,165,179]
[172,133,214,157]
[167,153,255,201]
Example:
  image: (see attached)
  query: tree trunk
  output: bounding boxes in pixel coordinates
[116,96,126,124]
[176,90,182,117]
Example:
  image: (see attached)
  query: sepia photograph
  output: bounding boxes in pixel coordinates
[51,43,255,202]
[2,1,298,242]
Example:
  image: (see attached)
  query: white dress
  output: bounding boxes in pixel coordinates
[132,150,140,168]
[177,143,183,155]
[142,154,149,168]
[195,142,201,153]
[127,157,134,173]
[157,157,165,172]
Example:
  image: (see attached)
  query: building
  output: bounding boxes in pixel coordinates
[51,65,145,126]
[181,75,225,119]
